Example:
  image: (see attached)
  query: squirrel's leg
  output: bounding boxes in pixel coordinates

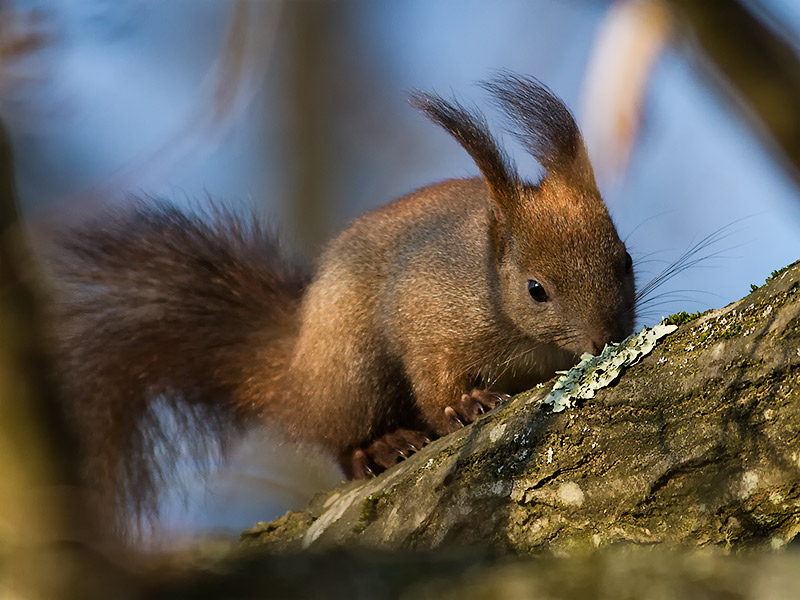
[443,389,510,432]
[334,371,509,478]
[291,330,434,478]
[337,382,508,478]
[406,362,509,436]
[339,429,431,478]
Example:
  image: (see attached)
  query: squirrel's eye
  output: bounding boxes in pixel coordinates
[624,251,633,274]
[528,280,548,303]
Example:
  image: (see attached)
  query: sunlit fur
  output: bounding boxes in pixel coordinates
[52,73,637,526]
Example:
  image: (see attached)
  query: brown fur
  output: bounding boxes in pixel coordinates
[48,202,306,522]
[48,73,636,521]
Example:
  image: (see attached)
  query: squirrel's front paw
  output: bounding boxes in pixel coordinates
[444,389,509,432]
[346,429,431,478]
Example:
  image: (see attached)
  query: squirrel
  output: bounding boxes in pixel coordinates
[47,72,636,524]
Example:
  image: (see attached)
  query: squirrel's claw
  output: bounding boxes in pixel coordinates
[444,389,509,432]
[444,406,465,431]
[344,429,432,478]
[349,449,376,478]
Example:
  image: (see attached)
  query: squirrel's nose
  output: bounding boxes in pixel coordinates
[588,323,631,354]
[588,338,605,355]
[587,329,614,355]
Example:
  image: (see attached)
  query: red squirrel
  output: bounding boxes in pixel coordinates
[49,72,635,521]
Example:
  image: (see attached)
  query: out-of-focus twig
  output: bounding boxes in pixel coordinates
[35,0,283,231]
[582,0,800,189]
[0,0,48,92]
[668,0,800,187]
[282,0,341,257]
[581,0,673,184]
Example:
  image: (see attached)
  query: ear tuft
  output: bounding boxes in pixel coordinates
[481,71,596,188]
[409,90,520,208]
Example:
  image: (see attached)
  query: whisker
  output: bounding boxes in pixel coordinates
[476,329,581,384]
[624,210,678,243]
[631,218,754,325]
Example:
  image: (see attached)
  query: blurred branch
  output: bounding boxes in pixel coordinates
[282,0,342,257]
[581,0,673,183]
[0,0,49,119]
[142,548,800,600]
[582,0,800,189]
[35,0,283,230]
[0,1,46,66]
[669,0,800,186]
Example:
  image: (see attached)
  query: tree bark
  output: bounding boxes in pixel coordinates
[242,260,800,554]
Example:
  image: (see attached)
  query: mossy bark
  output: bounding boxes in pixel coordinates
[242,260,800,554]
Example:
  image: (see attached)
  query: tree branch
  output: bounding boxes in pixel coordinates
[243,260,800,553]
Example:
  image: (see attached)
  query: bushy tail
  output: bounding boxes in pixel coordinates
[47,200,308,530]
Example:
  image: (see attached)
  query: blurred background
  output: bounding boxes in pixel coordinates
[1,0,799,547]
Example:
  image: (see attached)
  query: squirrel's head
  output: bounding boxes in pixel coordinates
[410,72,636,355]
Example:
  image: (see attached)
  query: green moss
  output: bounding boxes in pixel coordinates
[750,284,759,293]
[720,324,742,339]
[724,357,764,372]
[666,311,703,327]
[766,268,786,282]
[353,493,388,533]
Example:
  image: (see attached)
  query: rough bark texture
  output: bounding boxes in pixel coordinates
[241,260,800,554]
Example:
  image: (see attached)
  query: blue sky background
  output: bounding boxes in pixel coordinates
[5,0,799,543]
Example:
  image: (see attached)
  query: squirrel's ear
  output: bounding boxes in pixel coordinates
[409,90,520,214]
[482,71,596,190]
